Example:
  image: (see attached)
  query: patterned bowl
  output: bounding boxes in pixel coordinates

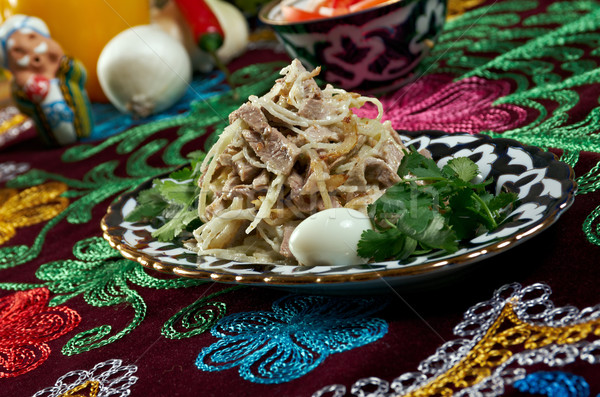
[258,0,447,93]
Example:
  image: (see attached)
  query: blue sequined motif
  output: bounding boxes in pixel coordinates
[513,371,591,397]
[195,295,388,384]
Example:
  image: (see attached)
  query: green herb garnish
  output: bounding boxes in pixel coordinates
[125,151,205,241]
[357,150,517,261]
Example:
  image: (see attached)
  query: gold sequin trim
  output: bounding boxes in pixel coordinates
[447,0,487,20]
[58,380,100,397]
[0,182,69,245]
[405,300,600,396]
[0,113,27,136]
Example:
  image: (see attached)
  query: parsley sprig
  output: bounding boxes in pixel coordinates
[357,150,517,261]
[125,151,205,241]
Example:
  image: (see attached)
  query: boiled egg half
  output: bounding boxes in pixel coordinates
[288,208,373,266]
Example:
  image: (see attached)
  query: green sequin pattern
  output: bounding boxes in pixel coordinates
[422,0,600,246]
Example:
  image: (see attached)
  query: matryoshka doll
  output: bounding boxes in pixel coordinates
[0,15,93,146]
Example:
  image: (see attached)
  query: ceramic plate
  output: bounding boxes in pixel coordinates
[102,132,576,294]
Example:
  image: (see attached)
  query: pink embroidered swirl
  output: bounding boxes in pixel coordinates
[355,74,528,134]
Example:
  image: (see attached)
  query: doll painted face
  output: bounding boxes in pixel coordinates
[6,28,63,84]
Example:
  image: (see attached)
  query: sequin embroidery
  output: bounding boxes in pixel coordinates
[0,182,68,245]
[0,287,80,378]
[513,371,590,397]
[353,74,528,134]
[313,283,600,397]
[32,359,138,397]
[196,295,388,384]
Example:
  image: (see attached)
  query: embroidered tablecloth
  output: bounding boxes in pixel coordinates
[1,0,600,396]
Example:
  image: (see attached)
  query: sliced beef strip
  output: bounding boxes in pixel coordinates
[303,125,339,143]
[205,196,227,220]
[301,70,321,99]
[233,158,260,182]
[229,103,270,132]
[226,185,255,200]
[287,171,303,199]
[364,157,401,187]
[217,152,233,167]
[378,141,404,168]
[346,157,400,189]
[252,170,270,192]
[298,98,327,120]
[300,171,320,195]
[317,195,342,211]
[242,127,300,175]
[345,162,369,189]
[289,195,317,214]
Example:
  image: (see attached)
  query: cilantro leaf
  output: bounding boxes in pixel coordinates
[397,149,442,179]
[368,182,432,224]
[152,206,198,241]
[125,187,168,222]
[395,211,458,253]
[442,157,479,182]
[155,179,197,206]
[169,167,193,182]
[358,149,517,262]
[358,228,406,261]
[127,150,207,242]
[488,191,519,213]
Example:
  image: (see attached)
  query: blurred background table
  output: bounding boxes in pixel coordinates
[1,0,600,396]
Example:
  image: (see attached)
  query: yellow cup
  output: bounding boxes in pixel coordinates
[1,0,151,102]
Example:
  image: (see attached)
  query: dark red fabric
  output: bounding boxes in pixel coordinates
[2,98,599,397]
[2,5,600,396]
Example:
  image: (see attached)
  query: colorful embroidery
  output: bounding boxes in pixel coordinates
[513,371,590,397]
[196,295,388,384]
[354,74,528,134]
[0,181,69,245]
[446,0,486,20]
[313,283,600,397]
[59,380,99,397]
[0,288,80,378]
[0,105,34,148]
[32,359,137,397]
[162,285,245,340]
[0,161,30,183]
[35,237,205,355]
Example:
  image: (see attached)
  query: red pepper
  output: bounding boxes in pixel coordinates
[172,0,225,53]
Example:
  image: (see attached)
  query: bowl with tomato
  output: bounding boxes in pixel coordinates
[259,0,447,93]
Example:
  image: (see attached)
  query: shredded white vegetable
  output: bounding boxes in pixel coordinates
[190,59,407,265]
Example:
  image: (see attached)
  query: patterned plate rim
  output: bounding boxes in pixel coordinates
[101,132,577,287]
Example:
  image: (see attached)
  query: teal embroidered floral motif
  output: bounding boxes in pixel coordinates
[195,295,388,384]
[513,371,591,397]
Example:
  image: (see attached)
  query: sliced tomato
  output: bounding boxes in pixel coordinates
[318,5,350,17]
[348,0,389,13]
[282,4,326,21]
[281,0,386,22]
[330,0,358,9]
